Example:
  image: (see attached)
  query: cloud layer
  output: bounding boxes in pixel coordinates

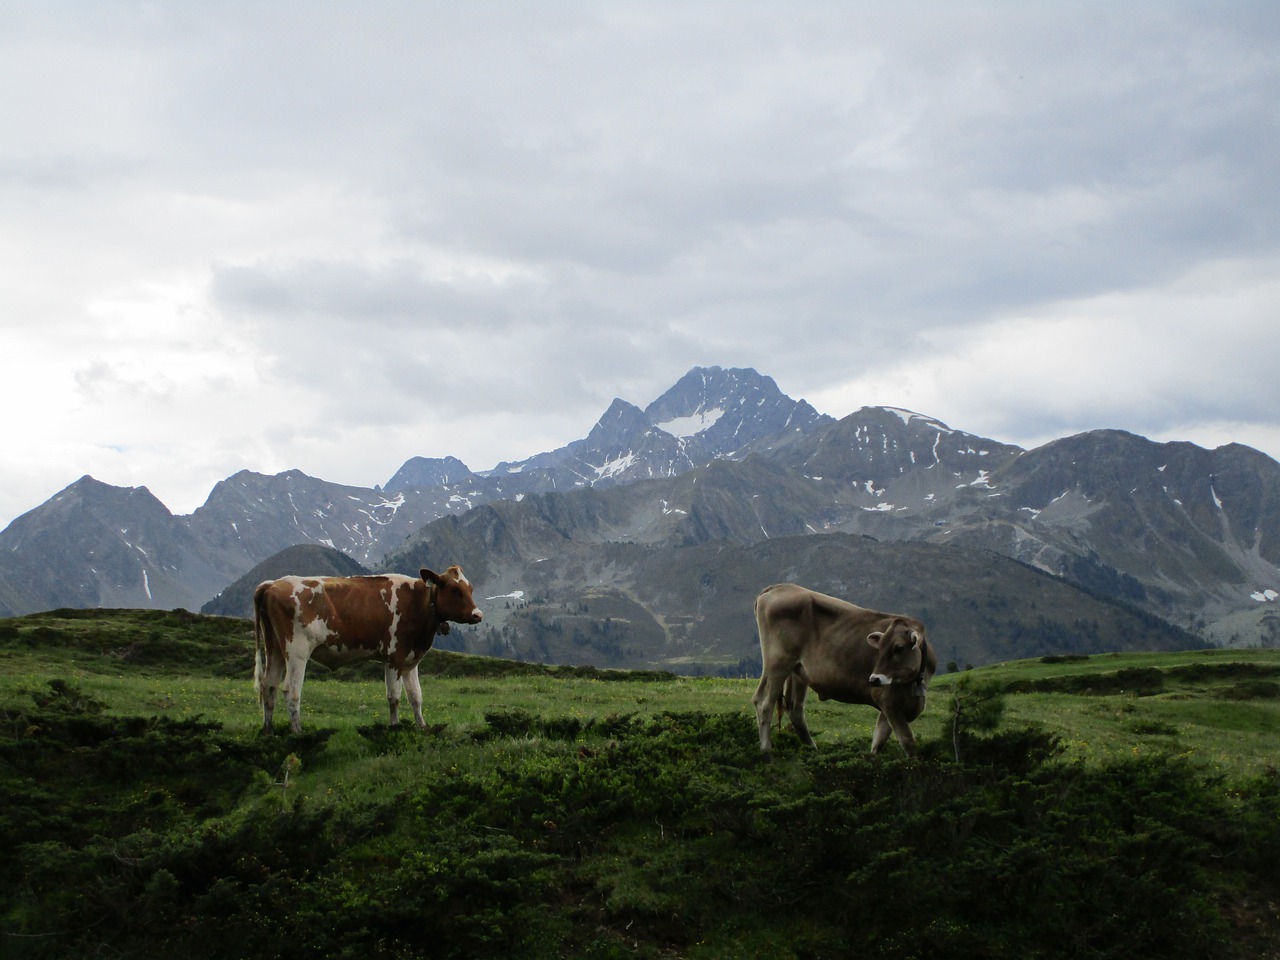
[2,2,1278,528]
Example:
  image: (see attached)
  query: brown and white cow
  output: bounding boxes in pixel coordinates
[752,582,936,755]
[253,566,482,734]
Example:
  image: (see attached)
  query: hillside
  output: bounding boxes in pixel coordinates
[201,543,372,618]
[1,609,1278,959]
[387,519,1204,674]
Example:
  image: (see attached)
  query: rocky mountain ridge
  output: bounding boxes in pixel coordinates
[0,367,829,614]
[3,365,1278,670]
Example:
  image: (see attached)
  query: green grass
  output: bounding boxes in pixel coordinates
[3,610,1280,959]
[947,648,1280,779]
[2,611,1277,790]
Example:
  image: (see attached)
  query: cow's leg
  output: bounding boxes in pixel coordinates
[402,664,427,729]
[752,667,790,754]
[260,679,278,736]
[281,651,311,735]
[886,713,919,756]
[258,644,286,736]
[787,670,816,748]
[871,712,893,753]
[384,665,404,726]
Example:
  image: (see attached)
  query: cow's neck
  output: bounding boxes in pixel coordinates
[427,584,451,638]
[912,643,931,697]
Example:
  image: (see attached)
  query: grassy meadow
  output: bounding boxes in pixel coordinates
[2,610,1275,782]
[1,609,1278,958]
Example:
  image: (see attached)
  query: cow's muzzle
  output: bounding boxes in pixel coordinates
[467,609,483,624]
[868,673,892,687]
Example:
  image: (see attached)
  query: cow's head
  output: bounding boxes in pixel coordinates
[422,565,483,625]
[866,617,927,688]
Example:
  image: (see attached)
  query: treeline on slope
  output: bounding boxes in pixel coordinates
[2,682,1278,959]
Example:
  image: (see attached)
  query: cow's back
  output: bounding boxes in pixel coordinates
[258,574,420,654]
[757,583,879,650]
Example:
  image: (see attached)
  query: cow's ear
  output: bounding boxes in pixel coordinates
[866,630,885,649]
[420,568,441,585]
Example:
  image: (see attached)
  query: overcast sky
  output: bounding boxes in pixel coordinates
[2,2,1278,530]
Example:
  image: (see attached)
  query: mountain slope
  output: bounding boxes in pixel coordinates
[0,476,241,615]
[200,543,372,618]
[383,515,1200,672]
[947,430,1280,641]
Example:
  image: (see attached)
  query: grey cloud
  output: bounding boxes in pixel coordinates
[212,259,537,331]
[4,2,1280,530]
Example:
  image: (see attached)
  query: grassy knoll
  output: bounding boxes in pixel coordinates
[1,610,1278,958]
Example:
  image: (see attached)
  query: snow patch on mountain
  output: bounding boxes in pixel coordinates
[884,407,951,432]
[594,452,639,480]
[656,407,726,438]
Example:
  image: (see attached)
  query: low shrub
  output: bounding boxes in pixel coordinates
[2,690,1275,959]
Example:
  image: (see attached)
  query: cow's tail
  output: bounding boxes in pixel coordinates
[252,582,270,697]
[775,673,795,727]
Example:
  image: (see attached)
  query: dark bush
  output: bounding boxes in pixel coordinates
[2,695,1273,959]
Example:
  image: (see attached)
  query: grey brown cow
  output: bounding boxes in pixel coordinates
[253,566,482,734]
[752,582,936,755]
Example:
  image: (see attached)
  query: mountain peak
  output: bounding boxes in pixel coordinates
[646,365,832,455]
[386,456,474,491]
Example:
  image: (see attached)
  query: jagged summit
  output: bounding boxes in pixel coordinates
[476,366,833,490]
[645,366,832,458]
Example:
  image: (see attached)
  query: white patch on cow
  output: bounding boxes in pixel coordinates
[869,673,893,686]
[385,584,403,657]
